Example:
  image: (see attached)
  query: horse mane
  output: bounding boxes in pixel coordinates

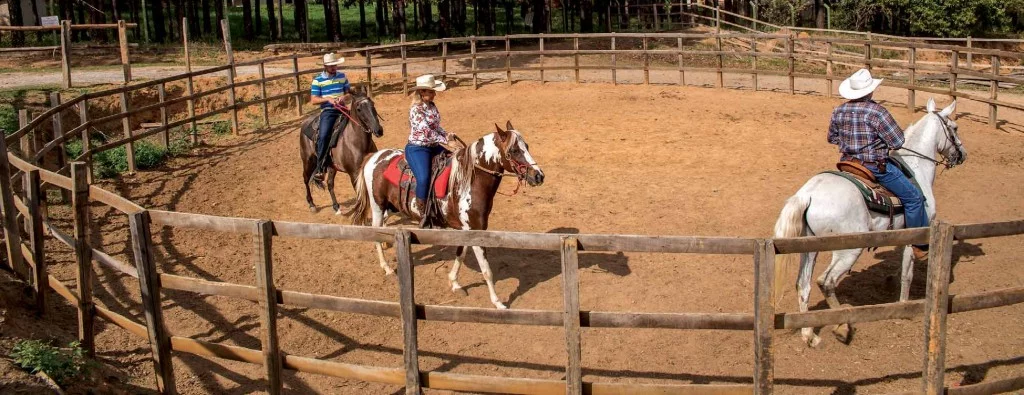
[448,139,477,197]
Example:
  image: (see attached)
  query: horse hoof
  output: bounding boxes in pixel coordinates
[452,286,468,296]
[493,302,508,309]
[805,334,821,348]
[833,324,854,344]
[334,209,343,216]
[308,206,317,214]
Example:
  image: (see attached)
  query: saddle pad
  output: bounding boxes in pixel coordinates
[301,113,345,149]
[382,154,453,199]
[824,171,904,214]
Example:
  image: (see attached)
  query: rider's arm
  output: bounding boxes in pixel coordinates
[827,108,842,145]
[874,108,905,150]
[309,78,326,106]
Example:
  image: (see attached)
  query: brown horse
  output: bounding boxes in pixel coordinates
[299,88,384,214]
[346,121,545,309]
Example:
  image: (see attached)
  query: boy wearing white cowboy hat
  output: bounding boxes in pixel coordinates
[309,52,352,183]
[406,74,453,228]
[829,68,929,260]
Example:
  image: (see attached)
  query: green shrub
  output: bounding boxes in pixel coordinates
[10,340,91,386]
[0,104,16,135]
[212,121,232,136]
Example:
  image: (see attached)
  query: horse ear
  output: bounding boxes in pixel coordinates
[505,120,514,131]
[926,98,936,113]
[494,123,509,142]
[939,100,957,117]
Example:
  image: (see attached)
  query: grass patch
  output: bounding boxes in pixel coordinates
[66,136,187,179]
[10,340,92,387]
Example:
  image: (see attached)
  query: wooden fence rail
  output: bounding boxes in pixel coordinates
[3,28,1024,395]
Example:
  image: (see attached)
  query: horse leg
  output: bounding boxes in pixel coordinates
[371,200,393,276]
[798,251,821,347]
[327,170,341,215]
[470,246,507,309]
[449,246,468,296]
[303,156,316,213]
[899,245,914,302]
[816,248,861,344]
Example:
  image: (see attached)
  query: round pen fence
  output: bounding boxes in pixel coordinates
[1,27,1024,395]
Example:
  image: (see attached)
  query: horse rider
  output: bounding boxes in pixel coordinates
[309,52,352,184]
[829,68,928,260]
[407,74,455,228]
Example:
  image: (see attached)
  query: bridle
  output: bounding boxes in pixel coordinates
[897,111,965,169]
[464,132,539,196]
[332,96,384,134]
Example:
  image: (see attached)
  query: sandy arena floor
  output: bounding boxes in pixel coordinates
[35,79,1024,394]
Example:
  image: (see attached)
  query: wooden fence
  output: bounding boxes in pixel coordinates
[1,29,1024,395]
[0,21,137,89]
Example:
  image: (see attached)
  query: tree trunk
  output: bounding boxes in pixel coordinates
[376,0,387,37]
[392,0,406,35]
[437,0,450,37]
[294,0,309,41]
[151,0,165,42]
[189,0,200,37]
[579,0,592,32]
[10,0,25,46]
[333,0,342,40]
[267,0,277,39]
[504,0,512,34]
[215,0,224,38]
[814,0,826,29]
[420,0,432,32]
[359,0,367,38]
[255,0,262,36]
[242,0,254,39]
[530,0,545,33]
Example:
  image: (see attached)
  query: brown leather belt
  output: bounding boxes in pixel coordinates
[844,157,886,172]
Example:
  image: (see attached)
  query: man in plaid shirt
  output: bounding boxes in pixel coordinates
[831,69,928,260]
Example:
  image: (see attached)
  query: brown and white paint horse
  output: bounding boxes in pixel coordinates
[346,121,545,309]
[299,88,384,214]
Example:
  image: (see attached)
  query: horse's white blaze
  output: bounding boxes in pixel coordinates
[480,134,501,165]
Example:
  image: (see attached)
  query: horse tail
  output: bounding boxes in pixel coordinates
[772,194,811,307]
[344,154,375,226]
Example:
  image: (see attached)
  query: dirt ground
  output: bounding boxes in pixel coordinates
[28,78,1024,395]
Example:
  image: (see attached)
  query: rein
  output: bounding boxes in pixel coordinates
[331,97,374,132]
[897,111,963,169]
[452,134,534,196]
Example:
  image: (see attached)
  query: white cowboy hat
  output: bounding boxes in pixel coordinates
[410,74,447,93]
[320,53,345,66]
[838,68,883,100]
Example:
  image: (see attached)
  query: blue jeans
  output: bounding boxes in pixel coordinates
[870,161,928,246]
[405,143,444,200]
[315,109,343,172]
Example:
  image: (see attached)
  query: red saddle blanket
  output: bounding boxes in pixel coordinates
[382,154,453,199]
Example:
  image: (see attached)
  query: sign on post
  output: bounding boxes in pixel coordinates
[41,16,60,27]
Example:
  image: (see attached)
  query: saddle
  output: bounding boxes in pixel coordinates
[824,157,923,229]
[382,150,454,216]
[301,113,347,163]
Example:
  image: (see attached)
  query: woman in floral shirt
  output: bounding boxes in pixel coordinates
[407,74,449,227]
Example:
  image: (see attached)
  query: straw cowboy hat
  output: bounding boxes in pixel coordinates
[410,74,447,93]
[839,68,883,100]
[320,53,345,66]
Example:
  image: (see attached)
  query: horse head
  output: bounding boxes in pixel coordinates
[493,121,545,186]
[349,86,384,138]
[924,98,967,168]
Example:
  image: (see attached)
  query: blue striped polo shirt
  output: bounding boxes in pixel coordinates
[311,71,351,109]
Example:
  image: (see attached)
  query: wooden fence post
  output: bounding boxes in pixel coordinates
[49,92,69,201]
[949,51,959,117]
[18,111,34,235]
[221,19,239,136]
[364,50,374,98]
[401,34,409,95]
[643,36,650,85]
[561,236,582,395]
[471,37,478,89]
[118,20,132,83]
[908,47,917,112]
[60,21,71,88]
[77,101,93,184]
[119,88,136,174]
[824,41,832,98]
[573,35,580,84]
[294,57,304,115]
[395,229,420,394]
[751,37,758,91]
[258,62,270,129]
[787,35,795,95]
[505,36,512,85]
[921,220,954,395]
[540,36,546,83]
[989,55,999,128]
[678,36,684,86]
[863,40,872,71]
[254,220,282,394]
[653,4,660,31]
[157,83,169,148]
[441,40,448,76]
[26,170,44,316]
[754,239,776,395]
[0,136,25,277]
[129,211,176,394]
[965,36,972,69]
[610,36,617,85]
[183,17,197,138]
[71,162,94,357]
[716,33,724,88]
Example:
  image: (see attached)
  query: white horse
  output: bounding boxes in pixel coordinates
[774,98,966,347]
